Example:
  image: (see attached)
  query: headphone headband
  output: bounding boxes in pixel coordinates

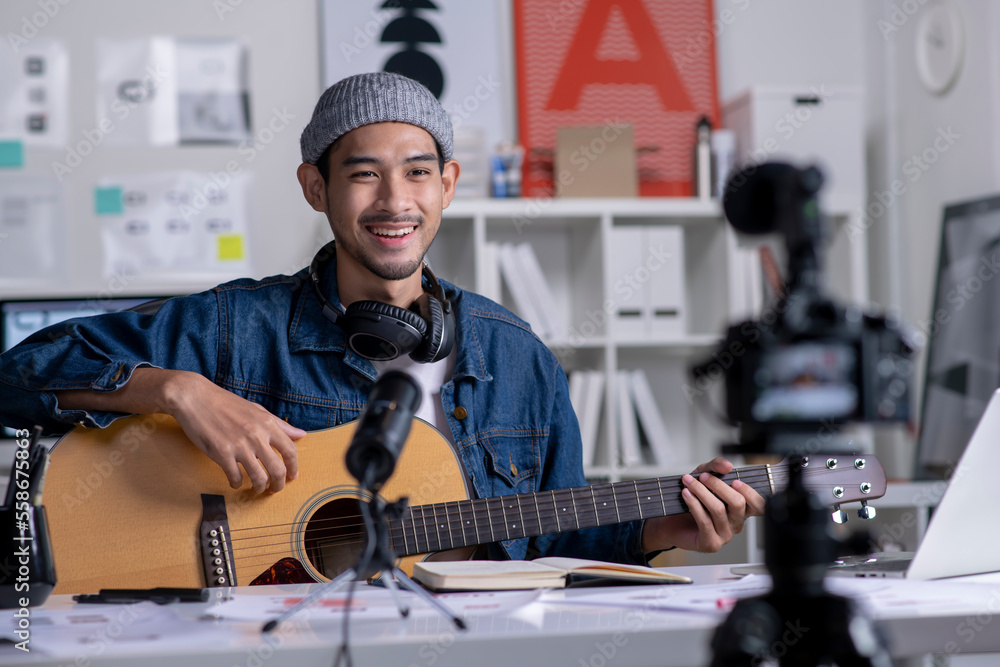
[308,240,455,362]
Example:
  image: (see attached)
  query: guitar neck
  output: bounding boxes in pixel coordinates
[389,463,782,557]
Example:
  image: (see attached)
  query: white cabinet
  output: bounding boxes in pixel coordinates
[433,196,870,480]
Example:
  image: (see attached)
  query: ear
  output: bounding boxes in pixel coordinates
[297,163,328,213]
[440,159,461,210]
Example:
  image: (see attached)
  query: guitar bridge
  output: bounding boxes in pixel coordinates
[200,494,237,587]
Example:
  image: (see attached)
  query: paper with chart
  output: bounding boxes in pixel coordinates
[97,171,251,279]
[0,176,66,283]
[0,39,68,150]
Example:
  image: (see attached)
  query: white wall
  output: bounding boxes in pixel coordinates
[0,0,325,298]
[715,0,866,100]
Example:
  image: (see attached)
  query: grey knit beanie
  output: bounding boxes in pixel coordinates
[300,72,453,164]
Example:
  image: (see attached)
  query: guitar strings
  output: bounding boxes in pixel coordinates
[220,467,847,548]
[221,470,783,544]
[221,466,858,569]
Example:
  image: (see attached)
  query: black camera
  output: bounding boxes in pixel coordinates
[698,162,917,454]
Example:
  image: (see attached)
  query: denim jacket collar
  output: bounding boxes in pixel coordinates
[287,251,492,383]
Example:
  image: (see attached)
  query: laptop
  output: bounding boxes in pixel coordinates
[741,388,1000,580]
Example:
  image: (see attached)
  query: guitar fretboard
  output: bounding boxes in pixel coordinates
[387,465,778,556]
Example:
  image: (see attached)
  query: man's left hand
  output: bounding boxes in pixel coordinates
[641,457,766,554]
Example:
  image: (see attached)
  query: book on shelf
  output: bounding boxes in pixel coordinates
[629,369,674,466]
[479,241,502,303]
[497,242,549,337]
[412,557,691,591]
[513,241,564,339]
[570,370,604,467]
[616,370,642,467]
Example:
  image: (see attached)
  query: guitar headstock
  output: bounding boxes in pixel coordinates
[798,455,887,523]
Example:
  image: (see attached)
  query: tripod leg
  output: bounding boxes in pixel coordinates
[393,568,467,630]
[262,568,358,632]
[377,571,411,619]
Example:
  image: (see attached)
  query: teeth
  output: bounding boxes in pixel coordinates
[371,226,414,237]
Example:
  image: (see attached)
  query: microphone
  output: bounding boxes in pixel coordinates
[345,370,422,491]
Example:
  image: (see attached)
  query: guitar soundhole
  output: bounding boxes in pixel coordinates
[303,497,366,579]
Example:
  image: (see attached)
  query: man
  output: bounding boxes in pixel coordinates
[0,72,763,564]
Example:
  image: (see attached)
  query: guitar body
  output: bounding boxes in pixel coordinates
[45,415,469,595]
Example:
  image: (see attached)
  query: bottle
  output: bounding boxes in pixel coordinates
[694,116,712,200]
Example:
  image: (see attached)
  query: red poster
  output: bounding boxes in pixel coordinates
[514,0,719,197]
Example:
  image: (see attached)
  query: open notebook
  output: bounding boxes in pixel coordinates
[741,388,1000,580]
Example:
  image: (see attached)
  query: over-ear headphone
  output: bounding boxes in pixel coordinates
[308,240,456,363]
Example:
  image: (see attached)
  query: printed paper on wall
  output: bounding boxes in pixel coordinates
[97,171,251,279]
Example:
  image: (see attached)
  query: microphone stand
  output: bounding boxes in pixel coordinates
[262,466,466,633]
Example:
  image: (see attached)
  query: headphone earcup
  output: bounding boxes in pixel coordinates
[410,294,455,363]
[342,300,427,361]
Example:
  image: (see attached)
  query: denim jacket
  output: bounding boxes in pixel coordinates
[0,258,647,564]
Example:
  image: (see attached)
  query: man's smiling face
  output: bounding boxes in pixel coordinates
[321,122,457,283]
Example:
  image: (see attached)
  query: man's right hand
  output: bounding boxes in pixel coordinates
[57,367,305,494]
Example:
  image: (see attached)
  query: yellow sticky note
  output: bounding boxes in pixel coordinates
[217,234,244,261]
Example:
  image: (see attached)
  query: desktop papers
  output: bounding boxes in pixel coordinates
[205,587,542,624]
[3,601,238,657]
[554,573,1000,620]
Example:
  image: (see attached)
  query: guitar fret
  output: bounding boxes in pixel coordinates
[574,487,598,528]
[536,491,557,535]
[656,478,667,516]
[470,499,482,545]
[590,487,600,526]
[411,506,423,553]
[443,502,454,550]
[569,489,580,530]
[614,483,641,523]
[430,503,442,552]
[482,499,495,543]
[636,480,663,518]
[420,505,434,551]
[613,485,621,523]
[551,490,560,532]
[396,519,409,555]
[593,483,618,525]
[514,495,526,539]
[553,489,576,531]
[633,481,643,520]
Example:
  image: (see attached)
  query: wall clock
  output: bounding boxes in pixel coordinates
[915,2,965,95]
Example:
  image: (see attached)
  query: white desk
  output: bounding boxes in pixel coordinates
[4,565,1000,667]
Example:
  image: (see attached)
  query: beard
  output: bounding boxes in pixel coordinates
[333,212,427,281]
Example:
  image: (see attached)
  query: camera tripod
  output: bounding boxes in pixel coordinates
[709,456,892,667]
[262,494,466,633]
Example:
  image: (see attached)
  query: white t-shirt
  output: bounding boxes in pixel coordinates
[371,346,458,448]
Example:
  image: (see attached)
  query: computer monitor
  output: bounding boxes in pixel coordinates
[915,193,1000,479]
[0,295,167,436]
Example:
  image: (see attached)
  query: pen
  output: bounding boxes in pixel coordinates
[73,587,209,604]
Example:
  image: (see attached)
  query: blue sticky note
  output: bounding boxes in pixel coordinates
[0,140,24,168]
[95,187,124,215]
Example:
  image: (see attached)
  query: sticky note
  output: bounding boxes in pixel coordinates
[217,234,244,261]
[95,187,124,215]
[0,140,24,168]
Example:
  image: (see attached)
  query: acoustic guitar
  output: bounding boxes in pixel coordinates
[42,414,886,595]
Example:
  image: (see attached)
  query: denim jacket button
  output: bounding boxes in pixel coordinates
[453,406,467,419]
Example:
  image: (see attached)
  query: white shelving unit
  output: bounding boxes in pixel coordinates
[434,196,870,481]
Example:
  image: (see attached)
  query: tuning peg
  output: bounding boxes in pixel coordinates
[857,501,876,520]
[832,505,848,524]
